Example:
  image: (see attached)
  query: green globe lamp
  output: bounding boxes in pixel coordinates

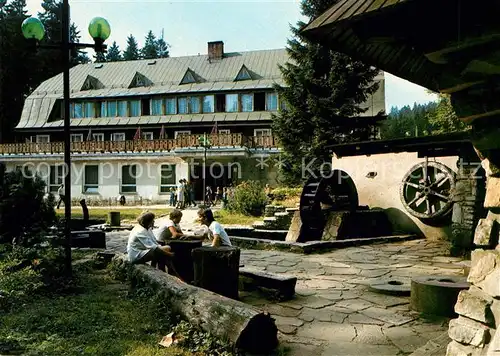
[88,17,111,52]
[21,17,45,41]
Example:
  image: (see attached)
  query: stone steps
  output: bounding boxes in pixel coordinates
[253,205,294,231]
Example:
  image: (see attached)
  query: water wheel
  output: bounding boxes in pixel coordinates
[400,160,455,221]
[299,170,358,240]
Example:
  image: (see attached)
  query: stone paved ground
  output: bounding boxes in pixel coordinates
[105,210,465,356]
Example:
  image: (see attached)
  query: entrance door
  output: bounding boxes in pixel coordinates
[190,162,234,201]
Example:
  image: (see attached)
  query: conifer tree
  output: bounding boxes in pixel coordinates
[123,34,140,60]
[105,41,122,62]
[156,30,169,58]
[141,30,157,59]
[272,0,379,185]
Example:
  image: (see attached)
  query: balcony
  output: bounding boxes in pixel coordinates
[0,134,279,155]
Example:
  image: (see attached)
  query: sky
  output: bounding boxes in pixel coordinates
[25,0,438,111]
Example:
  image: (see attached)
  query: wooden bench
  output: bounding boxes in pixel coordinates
[239,267,297,301]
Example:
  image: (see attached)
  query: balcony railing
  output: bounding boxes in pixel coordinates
[0,134,279,155]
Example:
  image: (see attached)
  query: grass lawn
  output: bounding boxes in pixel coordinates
[56,208,173,222]
[214,209,261,226]
[0,260,193,356]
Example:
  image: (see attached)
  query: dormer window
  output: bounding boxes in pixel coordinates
[235,65,252,81]
[129,72,151,88]
[81,75,103,91]
[180,68,197,85]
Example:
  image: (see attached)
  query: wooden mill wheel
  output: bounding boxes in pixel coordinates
[300,170,359,235]
[400,161,456,221]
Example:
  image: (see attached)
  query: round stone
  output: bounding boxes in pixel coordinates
[410,275,469,317]
[369,277,411,296]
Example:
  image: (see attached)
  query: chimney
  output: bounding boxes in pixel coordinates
[208,41,224,61]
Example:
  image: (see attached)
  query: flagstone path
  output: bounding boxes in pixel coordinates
[105,210,464,355]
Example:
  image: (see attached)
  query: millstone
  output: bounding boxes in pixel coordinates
[369,277,411,296]
[410,275,469,317]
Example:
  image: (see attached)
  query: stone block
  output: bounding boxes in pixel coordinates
[285,211,302,242]
[448,316,490,348]
[446,340,483,356]
[482,158,500,178]
[474,219,500,247]
[485,177,500,208]
[490,299,500,330]
[468,250,500,297]
[454,287,494,325]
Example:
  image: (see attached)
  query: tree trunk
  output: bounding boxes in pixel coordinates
[192,246,240,300]
[116,256,278,354]
[164,239,202,283]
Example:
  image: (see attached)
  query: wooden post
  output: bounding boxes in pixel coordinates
[192,246,240,299]
[79,199,89,223]
[164,239,202,283]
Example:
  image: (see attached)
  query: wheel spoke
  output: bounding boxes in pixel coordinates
[430,191,449,201]
[422,161,428,183]
[408,193,422,206]
[425,197,431,214]
[404,181,421,189]
[430,175,449,188]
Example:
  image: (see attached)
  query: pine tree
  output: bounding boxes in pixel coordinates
[94,52,106,63]
[106,41,122,62]
[123,34,139,61]
[141,30,157,59]
[156,30,169,58]
[271,0,379,185]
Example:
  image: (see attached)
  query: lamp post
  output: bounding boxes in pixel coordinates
[22,7,110,276]
[198,133,211,205]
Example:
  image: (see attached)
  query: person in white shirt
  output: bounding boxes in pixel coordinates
[197,208,232,247]
[154,209,186,242]
[127,212,180,277]
[176,180,185,209]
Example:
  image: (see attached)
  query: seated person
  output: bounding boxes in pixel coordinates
[127,212,179,277]
[154,209,186,243]
[197,208,232,247]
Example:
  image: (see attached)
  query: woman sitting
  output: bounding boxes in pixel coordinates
[197,208,232,247]
[154,209,186,242]
[127,212,179,276]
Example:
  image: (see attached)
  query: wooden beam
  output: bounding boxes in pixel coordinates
[425,36,500,65]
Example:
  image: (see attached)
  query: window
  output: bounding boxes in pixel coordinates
[266,93,278,111]
[166,98,177,114]
[121,165,137,193]
[92,133,104,141]
[71,102,84,118]
[254,92,265,111]
[219,129,230,134]
[117,101,128,117]
[203,95,214,113]
[226,94,238,112]
[151,98,164,115]
[103,101,117,117]
[111,133,126,141]
[178,97,188,114]
[84,165,99,193]
[160,164,176,193]
[241,94,253,112]
[49,165,65,192]
[189,97,201,114]
[174,130,191,138]
[70,134,83,142]
[254,129,272,136]
[35,135,50,143]
[143,132,154,140]
[129,100,141,117]
[84,102,95,118]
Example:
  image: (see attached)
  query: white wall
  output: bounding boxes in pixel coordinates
[332,152,460,240]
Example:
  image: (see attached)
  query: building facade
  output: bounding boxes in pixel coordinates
[0,41,385,204]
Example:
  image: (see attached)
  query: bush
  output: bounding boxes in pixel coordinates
[0,168,56,245]
[271,187,302,201]
[227,181,267,216]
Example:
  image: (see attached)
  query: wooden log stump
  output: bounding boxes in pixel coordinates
[192,246,240,299]
[80,199,89,223]
[114,255,278,354]
[164,239,202,283]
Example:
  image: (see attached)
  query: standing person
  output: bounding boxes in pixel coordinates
[222,187,228,209]
[127,212,180,278]
[57,183,65,209]
[214,186,223,205]
[197,208,232,247]
[184,180,191,207]
[190,182,196,207]
[169,187,175,207]
[205,186,213,206]
[176,179,185,209]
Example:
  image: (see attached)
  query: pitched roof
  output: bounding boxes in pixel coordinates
[32,48,288,95]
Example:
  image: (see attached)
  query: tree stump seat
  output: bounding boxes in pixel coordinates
[239,267,297,301]
[164,239,203,283]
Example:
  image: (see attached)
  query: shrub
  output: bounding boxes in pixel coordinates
[0,168,56,245]
[271,187,302,201]
[227,181,267,216]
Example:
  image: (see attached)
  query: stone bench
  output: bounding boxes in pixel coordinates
[239,267,297,301]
